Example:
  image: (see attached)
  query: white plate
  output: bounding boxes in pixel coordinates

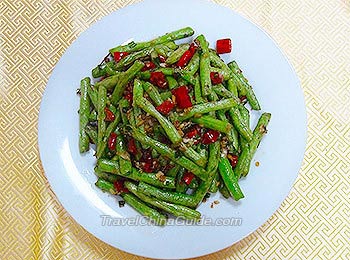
[38,0,307,258]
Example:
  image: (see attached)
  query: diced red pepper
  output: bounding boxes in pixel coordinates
[140,149,157,173]
[158,55,166,63]
[104,107,115,122]
[108,132,118,150]
[141,162,153,173]
[182,172,195,185]
[150,71,168,89]
[201,130,220,144]
[184,127,198,139]
[113,52,129,62]
[228,154,239,168]
[114,180,129,193]
[171,86,192,109]
[127,138,138,155]
[216,38,232,54]
[210,72,224,85]
[141,61,156,71]
[124,92,133,103]
[156,100,175,115]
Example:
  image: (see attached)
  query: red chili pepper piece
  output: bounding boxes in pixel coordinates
[142,162,153,173]
[177,50,192,68]
[124,93,132,103]
[141,61,156,71]
[158,55,166,63]
[201,130,220,144]
[104,107,115,122]
[210,72,224,85]
[156,100,175,115]
[114,180,129,193]
[150,71,168,89]
[113,52,129,62]
[228,154,239,168]
[182,172,195,185]
[171,86,192,109]
[189,43,197,54]
[239,95,247,103]
[108,132,118,150]
[127,138,138,155]
[184,127,198,139]
[216,38,232,54]
[177,43,197,68]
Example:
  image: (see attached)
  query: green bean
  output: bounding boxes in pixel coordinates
[237,113,271,178]
[119,98,129,126]
[234,146,250,178]
[191,115,232,134]
[227,78,239,97]
[88,110,97,121]
[209,171,220,193]
[111,60,144,106]
[228,107,253,142]
[155,45,171,58]
[85,125,97,144]
[179,71,196,86]
[95,178,117,194]
[79,77,91,153]
[94,74,120,91]
[219,182,231,199]
[122,192,167,226]
[179,142,207,167]
[216,110,239,150]
[218,158,244,201]
[138,182,197,208]
[166,164,181,177]
[94,167,119,183]
[193,141,220,205]
[209,51,233,77]
[160,90,172,100]
[87,85,98,109]
[166,44,190,64]
[212,84,239,101]
[125,182,201,220]
[166,76,178,90]
[184,51,200,75]
[177,98,238,121]
[194,75,203,104]
[96,85,107,158]
[228,61,261,110]
[97,159,176,189]
[164,41,179,50]
[134,79,182,144]
[196,35,211,96]
[109,27,194,53]
[143,81,163,106]
[115,134,132,175]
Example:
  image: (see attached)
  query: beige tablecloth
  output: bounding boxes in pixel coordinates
[0,0,349,259]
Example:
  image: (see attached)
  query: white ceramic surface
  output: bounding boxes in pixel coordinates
[38,0,307,258]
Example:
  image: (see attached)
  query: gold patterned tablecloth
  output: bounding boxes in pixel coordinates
[0,0,349,259]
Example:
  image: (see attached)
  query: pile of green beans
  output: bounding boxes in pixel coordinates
[78,27,271,225]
